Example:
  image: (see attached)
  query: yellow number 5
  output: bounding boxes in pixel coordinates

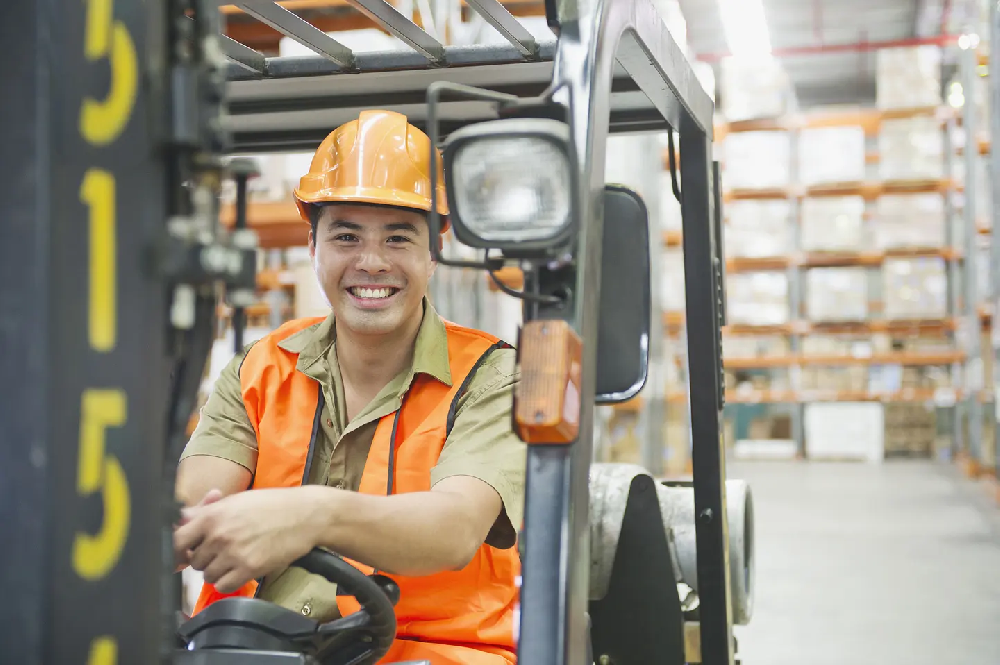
[86,636,118,665]
[80,0,137,146]
[73,389,131,581]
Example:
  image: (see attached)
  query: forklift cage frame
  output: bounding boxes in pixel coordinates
[0,0,731,663]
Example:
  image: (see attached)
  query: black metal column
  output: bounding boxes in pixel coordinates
[0,1,52,661]
[679,122,735,665]
[0,0,169,662]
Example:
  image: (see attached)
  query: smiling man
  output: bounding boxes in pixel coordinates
[173,110,525,664]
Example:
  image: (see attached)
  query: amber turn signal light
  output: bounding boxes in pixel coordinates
[514,320,583,444]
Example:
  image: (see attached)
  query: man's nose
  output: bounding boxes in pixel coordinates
[356,244,391,272]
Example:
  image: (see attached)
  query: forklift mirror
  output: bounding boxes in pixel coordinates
[594,184,651,405]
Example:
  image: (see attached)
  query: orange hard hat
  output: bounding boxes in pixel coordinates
[294,110,449,232]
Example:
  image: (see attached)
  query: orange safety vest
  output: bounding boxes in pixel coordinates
[190,316,520,664]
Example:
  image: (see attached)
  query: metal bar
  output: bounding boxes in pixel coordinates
[0,0,50,659]
[680,121,735,664]
[464,0,538,57]
[944,116,964,455]
[991,0,1000,477]
[641,136,665,476]
[236,1,356,67]
[220,32,266,74]
[2,0,170,661]
[698,33,962,62]
[344,0,446,62]
[517,447,572,665]
[961,42,983,463]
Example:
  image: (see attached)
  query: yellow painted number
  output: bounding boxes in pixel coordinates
[80,169,117,352]
[73,389,130,581]
[86,636,118,665]
[80,0,137,146]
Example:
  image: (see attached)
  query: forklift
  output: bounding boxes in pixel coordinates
[0,0,753,663]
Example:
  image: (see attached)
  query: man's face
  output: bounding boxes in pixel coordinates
[309,204,436,337]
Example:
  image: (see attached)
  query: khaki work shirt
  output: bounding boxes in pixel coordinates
[180,300,526,622]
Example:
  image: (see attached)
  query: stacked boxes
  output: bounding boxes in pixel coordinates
[805,268,868,322]
[883,404,936,457]
[800,197,866,252]
[725,200,792,258]
[798,126,866,186]
[723,335,791,360]
[800,366,870,394]
[878,116,944,181]
[723,131,792,190]
[876,46,942,110]
[882,257,948,319]
[874,194,946,250]
[719,56,796,122]
[726,272,789,325]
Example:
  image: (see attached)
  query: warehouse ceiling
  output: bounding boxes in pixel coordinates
[678,0,963,109]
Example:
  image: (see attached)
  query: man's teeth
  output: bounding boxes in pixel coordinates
[351,287,394,299]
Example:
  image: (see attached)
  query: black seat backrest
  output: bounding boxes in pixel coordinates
[588,473,686,665]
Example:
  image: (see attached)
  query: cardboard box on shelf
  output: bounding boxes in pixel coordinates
[725,200,793,258]
[874,193,946,250]
[798,126,866,185]
[805,267,869,322]
[726,272,790,325]
[723,335,791,359]
[723,131,792,190]
[876,46,942,110]
[882,257,948,319]
[804,402,884,462]
[800,196,866,253]
[878,116,944,181]
[719,56,796,122]
[801,335,876,358]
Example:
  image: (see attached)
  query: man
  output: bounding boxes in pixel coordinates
[173,109,525,665]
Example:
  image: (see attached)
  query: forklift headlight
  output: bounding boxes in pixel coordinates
[444,118,575,250]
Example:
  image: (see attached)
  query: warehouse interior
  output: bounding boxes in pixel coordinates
[194,0,1000,662]
[5,0,1000,662]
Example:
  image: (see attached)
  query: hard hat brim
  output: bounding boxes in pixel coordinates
[294,186,450,233]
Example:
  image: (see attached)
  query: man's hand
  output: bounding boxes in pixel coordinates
[173,487,322,593]
[174,488,224,572]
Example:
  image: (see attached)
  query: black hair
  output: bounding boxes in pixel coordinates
[308,202,438,237]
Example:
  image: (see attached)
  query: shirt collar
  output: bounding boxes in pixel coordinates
[276,297,453,388]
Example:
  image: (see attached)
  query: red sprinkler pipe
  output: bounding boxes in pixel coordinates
[698,33,962,62]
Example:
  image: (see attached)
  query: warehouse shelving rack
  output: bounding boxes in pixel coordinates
[654,104,975,461]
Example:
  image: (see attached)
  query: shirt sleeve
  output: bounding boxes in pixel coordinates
[179,345,259,473]
[430,346,526,550]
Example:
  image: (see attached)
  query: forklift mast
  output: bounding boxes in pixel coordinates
[0,0,732,663]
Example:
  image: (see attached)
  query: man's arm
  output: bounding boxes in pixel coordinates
[306,475,502,576]
[175,347,258,508]
[174,346,523,592]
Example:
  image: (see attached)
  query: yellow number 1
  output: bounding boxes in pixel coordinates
[80,168,116,352]
[73,389,130,581]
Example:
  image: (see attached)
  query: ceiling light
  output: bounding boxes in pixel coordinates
[717,0,772,58]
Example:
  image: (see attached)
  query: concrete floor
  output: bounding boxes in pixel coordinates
[728,460,1000,665]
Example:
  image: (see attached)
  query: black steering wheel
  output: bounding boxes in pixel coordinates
[175,548,399,665]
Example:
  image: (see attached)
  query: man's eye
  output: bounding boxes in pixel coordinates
[333,234,357,242]
[388,235,411,244]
